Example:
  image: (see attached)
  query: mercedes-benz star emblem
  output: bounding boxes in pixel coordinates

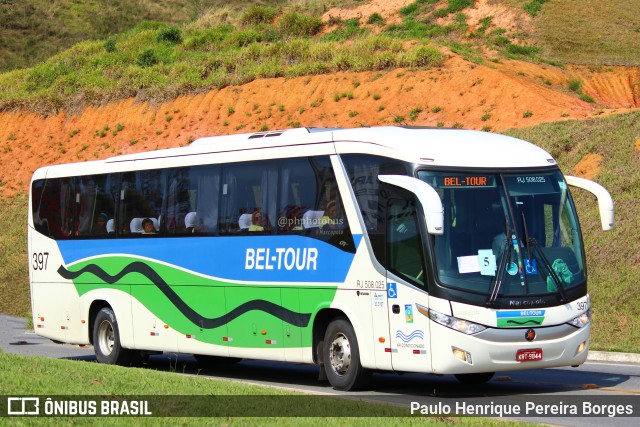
[525,329,536,342]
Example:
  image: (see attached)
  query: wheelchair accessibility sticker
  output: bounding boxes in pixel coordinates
[387,282,398,299]
[524,258,538,275]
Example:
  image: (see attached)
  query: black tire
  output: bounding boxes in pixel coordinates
[93,307,134,365]
[194,354,242,366]
[454,372,495,384]
[322,317,371,391]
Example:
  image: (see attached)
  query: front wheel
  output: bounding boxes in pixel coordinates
[323,317,370,391]
[93,307,134,365]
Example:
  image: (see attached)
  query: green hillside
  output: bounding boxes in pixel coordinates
[2,0,639,115]
[0,0,206,72]
[0,0,360,72]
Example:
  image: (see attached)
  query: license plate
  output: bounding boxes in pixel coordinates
[516,348,543,362]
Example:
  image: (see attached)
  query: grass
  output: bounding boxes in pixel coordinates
[531,0,640,65]
[0,198,29,317]
[0,350,528,425]
[0,24,443,115]
[0,0,367,73]
[0,0,210,72]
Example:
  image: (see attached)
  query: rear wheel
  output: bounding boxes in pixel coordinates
[323,317,370,391]
[93,307,134,365]
[454,372,495,384]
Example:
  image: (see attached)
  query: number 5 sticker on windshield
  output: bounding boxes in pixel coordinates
[478,250,496,276]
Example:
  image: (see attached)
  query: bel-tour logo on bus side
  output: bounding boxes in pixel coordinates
[245,247,318,271]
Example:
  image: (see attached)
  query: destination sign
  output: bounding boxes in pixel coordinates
[440,175,495,188]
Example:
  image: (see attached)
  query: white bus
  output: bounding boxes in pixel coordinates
[28,127,613,390]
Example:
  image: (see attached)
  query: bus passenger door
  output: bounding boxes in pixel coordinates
[386,195,432,373]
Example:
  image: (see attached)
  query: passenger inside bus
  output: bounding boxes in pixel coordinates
[142,218,156,234]
[249,209,265,232]
[94,213,109,237]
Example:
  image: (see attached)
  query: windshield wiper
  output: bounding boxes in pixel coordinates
[485,237,512,306]
[527,237,568,303]
[520,210,568,302]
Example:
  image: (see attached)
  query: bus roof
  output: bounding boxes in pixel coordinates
[331,127,556,168]
[35,127,557,180]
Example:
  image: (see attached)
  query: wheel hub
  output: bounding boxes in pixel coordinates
[329,332,351,375]
[98,320,115,356]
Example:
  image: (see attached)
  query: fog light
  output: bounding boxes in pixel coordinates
[452,347,472,364]
[576,341,586,355]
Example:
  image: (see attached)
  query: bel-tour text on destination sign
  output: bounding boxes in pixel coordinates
[245,247,318,270]
[409,401,634,417]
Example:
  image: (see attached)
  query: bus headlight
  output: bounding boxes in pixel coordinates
[568,309,590,328]
[428,309,487,335]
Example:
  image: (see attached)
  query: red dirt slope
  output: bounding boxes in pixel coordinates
[0,53,638,198]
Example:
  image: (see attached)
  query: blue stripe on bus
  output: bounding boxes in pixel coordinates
[57,234,362,283]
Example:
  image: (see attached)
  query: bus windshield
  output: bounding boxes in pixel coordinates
[417,170,585,299]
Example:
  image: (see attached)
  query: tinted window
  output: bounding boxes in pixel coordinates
[31,177,74,240]
[119,170,164,236]
[165,165,220,235]
[31,156,354,252]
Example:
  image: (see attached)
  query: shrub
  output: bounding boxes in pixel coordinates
[447,0,473,14]
[157,27,182,44]
[104,38,117,53]
[401,45,443,68]
[227,29,262,48]
[409,107,422,121]
[568,79,582,92]
[580,93,595,103]
[523,0,548,17]
[137,50,158,67]
[506,43,540,57]
[367,13,386,26]
[399,2,420,17]
[279,12,323,37]
[240,6,277,26]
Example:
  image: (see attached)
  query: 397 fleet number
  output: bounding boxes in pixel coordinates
[32,252,49,270]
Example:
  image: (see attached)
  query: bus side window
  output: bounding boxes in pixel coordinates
[32,177,75,240]
[119,170,163,237]
[76,174,116,239]
[278,157,315,233]
[306,156,354,252]
[220,161,277,235]
[166,168,192,234]
[387,193,426,287]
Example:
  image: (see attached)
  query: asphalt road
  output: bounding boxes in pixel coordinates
[2,314,639,425]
